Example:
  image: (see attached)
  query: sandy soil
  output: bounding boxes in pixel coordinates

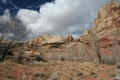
[0,60,119,80]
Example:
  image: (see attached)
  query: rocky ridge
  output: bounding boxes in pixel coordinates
[80,0,120,41]
[26,34,66,47]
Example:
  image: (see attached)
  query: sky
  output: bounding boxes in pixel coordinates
[0,0,120,38]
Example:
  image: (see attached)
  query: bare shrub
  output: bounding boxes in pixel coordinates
[116,61,120,69]
[62,43,86,62]
[61,57,65,61]
[38,47,48,62]
[50,72,60,80]
[91,34,102,64]
[101,54,119,65]
[107,38,120,65]
[33,73,46,80]
[71,44,87,62]
[0,17,30,62]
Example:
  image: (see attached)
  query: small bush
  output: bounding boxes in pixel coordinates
[116,61,120,69]
[36,56,42,61]
[61,57,65,61]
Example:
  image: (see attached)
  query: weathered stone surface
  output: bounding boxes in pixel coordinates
[92,1,120,38]
[44,34,52,40]
[80,1,120,41]
[33,35,46,46]
[27,34,65,47]
[46,34,65,44]
[83,29,92,36]
[78,29,93,41]
[65,35,74,42]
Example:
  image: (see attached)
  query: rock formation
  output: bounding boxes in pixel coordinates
[65,35,74,42]
[83,29,92,36]
[44,34,52,40]
[46,34,65,44]
[27,34,65,47]
[92,1,120,38]
[79,29,93,41]
[32,35,46,46]
[80,1,120,41]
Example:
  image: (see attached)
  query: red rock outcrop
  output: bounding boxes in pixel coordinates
[65,35,74,42]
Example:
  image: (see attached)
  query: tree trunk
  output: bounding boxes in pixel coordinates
[97,53,102,65]
[1,49,8,62]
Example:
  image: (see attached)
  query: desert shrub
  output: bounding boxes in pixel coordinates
[13,54,25,64]
[101,55,119,65]
[38,47,47,60]
[34,73,46,80]
[116,61,120,69]
[61,57,65,61]
[17,54,23,60]
[36,56,42,61]
[5,55,14,60]
[35,56,47,62]
[50,72,60,80]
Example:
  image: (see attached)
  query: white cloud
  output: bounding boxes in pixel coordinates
[1,0,7,4]
[0,9,10,21]
[17,0,120,38]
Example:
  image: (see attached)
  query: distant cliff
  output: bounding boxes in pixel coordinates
[80,1,120,41]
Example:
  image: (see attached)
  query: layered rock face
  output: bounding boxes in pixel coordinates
[80,1,120,41]
[92,1,120,38]
[65,35,74,42]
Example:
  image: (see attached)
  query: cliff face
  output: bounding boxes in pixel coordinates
[92,1,120,38]
[80,1,120,41]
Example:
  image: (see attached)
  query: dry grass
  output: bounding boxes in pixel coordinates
[0,60,118,80]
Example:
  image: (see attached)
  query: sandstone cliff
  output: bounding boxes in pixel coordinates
[92,1,120,38]
[80,1,120,41]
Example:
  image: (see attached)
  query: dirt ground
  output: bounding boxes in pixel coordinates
[0,60,119,80]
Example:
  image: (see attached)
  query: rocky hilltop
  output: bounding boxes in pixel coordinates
[80,0,120,41]
[93,0,120,37]
[26,34,66,47]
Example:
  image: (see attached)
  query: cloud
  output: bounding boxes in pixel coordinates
[1,0,7,4]
[0,9,10,21]
[17,0,120,38]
